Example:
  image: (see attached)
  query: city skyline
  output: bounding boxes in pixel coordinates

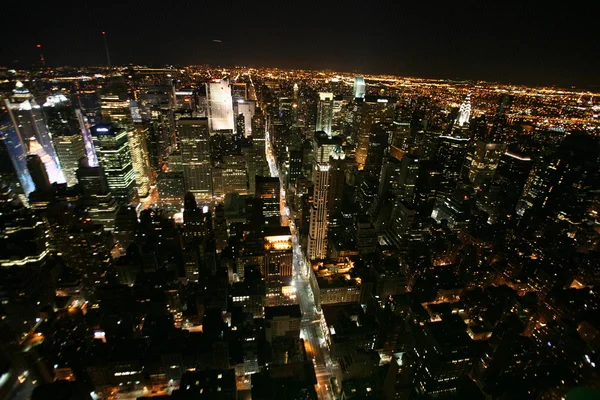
[1,1,599,88]
[1,6,600,398]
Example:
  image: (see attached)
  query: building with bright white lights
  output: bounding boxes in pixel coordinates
[4,81,65,185]
[90,124,137,204]
[207,79,235,133]
[316,92,334,136]
[353,76,366,99]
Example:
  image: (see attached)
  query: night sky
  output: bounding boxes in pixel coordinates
[1,1,598,88]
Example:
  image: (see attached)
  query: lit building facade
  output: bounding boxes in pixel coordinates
[354,96,396,168]
[177,117,212,199]
[353,76,366,99]
[207,79,234,133]
[316,92,334,136]
[4,82,65,184]
[234,99,256,137]
[90,124,137,204]
[52,132,86,187]
[128,125,153,197]
[0,118,35,197]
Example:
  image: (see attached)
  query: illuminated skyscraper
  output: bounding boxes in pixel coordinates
[128,125,153,197]
[307,133,343,260]
[91,124,137,204]
[316,92,334,136]
[354,96,396,168]
[207,79,234,133]
[353,76,366,99]
[0,117,35,198]
[465,140,507,188]
[177,117,212,199]
[234,99,256,137]
[455,93,471,127]
[4,82,65,184]
[52,130,86,187]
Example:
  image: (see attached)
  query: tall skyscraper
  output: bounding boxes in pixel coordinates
[234,99,256,137]
[316,92,334,136]
[90,124,137,204]
[436,135,470,192]
[26,154,51,193]
[177,118,212,200]
[4,81,65,184]
[455,93,471,127]
[207,79,234,133]
[128,125,153,197]
[364,122,393,181]
[52,129,86,187]
[353,76,366,99]
[43,92,86,186]
[255,176,280,225]
[0,117,35,198]
[307,133,343,260]
[354,96,396,168]
[465,140,507,188]
[308,162,331,260]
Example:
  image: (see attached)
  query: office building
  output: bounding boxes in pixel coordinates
[177,117,212,199]
[465,140,507,188]
[207,79,234,133]
[316,92,334,136]
[255,176,280,224]
[0,117,35,198]
[234,99,256,137]
[307,133,343,260]
[128,125,153,197]
[90,124,137,204]
[4,81,65,184]
[52,131,86,187]
[353,76,366,99]
[354,96,396,168]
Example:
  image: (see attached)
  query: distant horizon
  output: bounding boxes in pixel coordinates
[3,62,599,92]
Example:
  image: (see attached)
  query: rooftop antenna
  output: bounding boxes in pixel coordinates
[102,31,112,68]
[36,44,45,67]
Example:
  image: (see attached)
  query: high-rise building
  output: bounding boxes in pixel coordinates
[465,140,507,188]
[354,96,396,168]
[212,155,248,198]
[52,128,86,187]
[0,184,49,268]
[307,133,343,260]
[0,117,35,198]
[234,99,256,137]
[316,92,334,136]
[128,125,153,197]
[26,154,51,193]
[43,94,86,186]
[177,118,212,200]
[90,124,137,204]
[364,122,393,181]
[455,93,471,127]
[263,227,294,301]
[436,135,470,192]
[4,82,65,184]
[255,176,280,225]
[308,162,331,260]
[353,76,366,99]
[207,79,234,133]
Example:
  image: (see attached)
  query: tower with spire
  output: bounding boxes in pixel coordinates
[455,93,471,127]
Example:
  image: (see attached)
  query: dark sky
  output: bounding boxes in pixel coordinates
[1,1,598,88]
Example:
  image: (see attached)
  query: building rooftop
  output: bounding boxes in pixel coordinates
[265,304,302,320]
